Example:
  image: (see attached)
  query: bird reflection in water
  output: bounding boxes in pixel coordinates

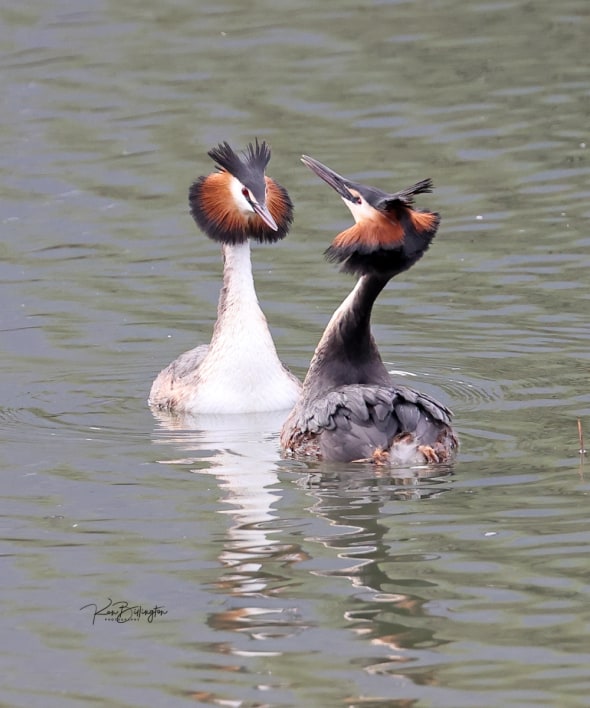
[152,409,310,642]
[298,463,454,685]
[154,407,452,680]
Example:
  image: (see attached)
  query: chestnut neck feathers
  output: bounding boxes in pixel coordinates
[189,140,293,245]
[299,156,441,399]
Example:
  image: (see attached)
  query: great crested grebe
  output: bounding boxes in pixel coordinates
[149,140,301,415]
[281,156,458,465]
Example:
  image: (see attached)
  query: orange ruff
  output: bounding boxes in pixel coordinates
[409,209,438,234]
[199,171,245,234]
[264,176,289,227]
[333,212,405,251]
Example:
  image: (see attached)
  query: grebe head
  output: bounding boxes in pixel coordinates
[189,139,293,245]
[301,155,440,278]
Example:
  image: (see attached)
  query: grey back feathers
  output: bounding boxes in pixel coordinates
[292,383,453,463]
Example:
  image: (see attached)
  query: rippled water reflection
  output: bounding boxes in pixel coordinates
[1,0,589,706]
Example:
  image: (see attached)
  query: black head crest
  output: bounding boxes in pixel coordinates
[377,178,434,209]
[207,139,270,203]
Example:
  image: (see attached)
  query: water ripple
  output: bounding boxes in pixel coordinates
[386,364,504,413]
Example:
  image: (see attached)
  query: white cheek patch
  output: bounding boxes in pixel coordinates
[229,175,255,214]
[342,195,376,223]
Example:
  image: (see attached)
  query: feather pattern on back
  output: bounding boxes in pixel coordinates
[282,383,456,463]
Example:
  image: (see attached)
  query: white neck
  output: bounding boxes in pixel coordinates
[187,241,301,413]
[213,242,260,333]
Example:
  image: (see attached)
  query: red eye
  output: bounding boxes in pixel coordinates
[242,187,249,198]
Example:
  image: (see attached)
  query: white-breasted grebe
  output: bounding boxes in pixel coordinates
[281,155,458,465]
[149,140,301,415]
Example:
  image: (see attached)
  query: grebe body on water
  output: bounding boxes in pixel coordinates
[149,140,301,415]
[281,156,458,465]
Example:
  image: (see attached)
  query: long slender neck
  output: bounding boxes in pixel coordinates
[302,273,392,397]
[216,241,257,314]
[209,241,266,343]
[189,239,301,413]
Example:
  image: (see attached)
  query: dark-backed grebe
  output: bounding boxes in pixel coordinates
[149,140,301,414]
[281,155,458,465]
